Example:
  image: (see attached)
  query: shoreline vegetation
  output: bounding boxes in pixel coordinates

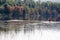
[0,0,60,21]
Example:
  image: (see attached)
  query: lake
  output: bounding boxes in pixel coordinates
[0,20,60,40]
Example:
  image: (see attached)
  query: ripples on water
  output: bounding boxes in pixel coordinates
[0,20,60,40]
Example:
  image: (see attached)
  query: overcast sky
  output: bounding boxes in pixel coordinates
[34,0,60,3]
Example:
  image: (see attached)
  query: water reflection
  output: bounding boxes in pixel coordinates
[0,20,60,32]
[0,20,60,40]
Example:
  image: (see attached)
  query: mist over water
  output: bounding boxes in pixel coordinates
[0,29,60,40]
[0,21,60,40]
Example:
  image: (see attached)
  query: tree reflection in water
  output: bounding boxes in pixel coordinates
[0,21,60,40]
[0,20,59,33]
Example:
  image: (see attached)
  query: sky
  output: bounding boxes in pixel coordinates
[34,0,60,3]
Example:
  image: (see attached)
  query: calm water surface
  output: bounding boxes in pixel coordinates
[0,21,60,40]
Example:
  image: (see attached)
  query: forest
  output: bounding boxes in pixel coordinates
[0,0,60,21]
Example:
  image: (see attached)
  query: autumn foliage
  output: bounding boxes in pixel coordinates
[0,1,60,21]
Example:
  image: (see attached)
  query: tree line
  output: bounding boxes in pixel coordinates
[0,0,60,21]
